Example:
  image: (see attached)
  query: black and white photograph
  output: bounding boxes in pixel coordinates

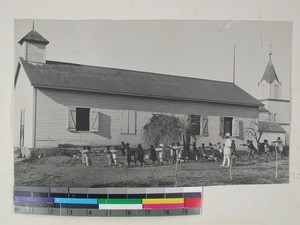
[14,20,291,188]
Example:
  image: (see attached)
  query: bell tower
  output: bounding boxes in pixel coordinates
[18,22,49,64]
[258,47,281,100]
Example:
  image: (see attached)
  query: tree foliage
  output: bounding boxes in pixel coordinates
[244,119,271,149]
[143,114,184,147]
[143,113,201,149]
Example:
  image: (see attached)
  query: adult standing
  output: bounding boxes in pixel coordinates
[275,137,284,158]
[155,144,168,165]
[221,133,231,167]
[149,145,160,164]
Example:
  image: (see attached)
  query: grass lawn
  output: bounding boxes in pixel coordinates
[14,151,289,187]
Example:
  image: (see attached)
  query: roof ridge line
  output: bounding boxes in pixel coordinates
[45,59,235,85]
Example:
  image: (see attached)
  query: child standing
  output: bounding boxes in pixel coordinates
[110,146,118,166]
[82,146,92,166]
[106,146,113,167]
[264,139,271,163]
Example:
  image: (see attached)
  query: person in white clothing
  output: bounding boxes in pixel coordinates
[155,143,168,165]
[221,133,232,167]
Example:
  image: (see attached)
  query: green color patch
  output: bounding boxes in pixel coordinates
[98,199,142,204]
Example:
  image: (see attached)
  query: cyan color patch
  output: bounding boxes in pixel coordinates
[54,198,97,204]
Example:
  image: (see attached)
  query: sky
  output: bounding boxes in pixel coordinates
[15,20,292,100]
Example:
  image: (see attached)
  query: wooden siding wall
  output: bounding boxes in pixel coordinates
[35,88,259,148]
[14,65,34,148]
[25,42,46,64]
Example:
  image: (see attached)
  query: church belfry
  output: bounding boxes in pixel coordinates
[18,24,49,64]
[258,47,290,137]
[258,47,281,100]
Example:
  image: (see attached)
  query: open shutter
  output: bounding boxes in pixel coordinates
[68,106,76,131]
[120,110,129,134]
[239,120,244,140]
[90,108,99,132]
[128,110,136,134]
[202,115,209,136]
[219,117,224,136]
[233,119,239,137]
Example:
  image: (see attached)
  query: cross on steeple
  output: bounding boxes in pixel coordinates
[269,43,272,60]
[32,21,35,30]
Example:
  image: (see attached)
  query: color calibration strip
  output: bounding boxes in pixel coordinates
[14,186,202,217]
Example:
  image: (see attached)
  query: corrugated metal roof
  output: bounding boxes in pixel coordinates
[258,121,286,133]
[18,29,49,45]
[19,57,263,107]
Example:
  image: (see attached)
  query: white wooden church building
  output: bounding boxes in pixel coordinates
[14,28,263,149]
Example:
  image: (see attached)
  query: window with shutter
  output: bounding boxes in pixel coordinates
[239,120,244,140]
[224,117,233,136]
[89,108,99,132]
[120,110,136,134]
[202,115,209,136]
[219,117,224,136]
[68,107,100,132]
[190,115,201,136]
[233,119,239,137]
[220,117,233,136]
[120,110,129,134]
[128,110,136,134]
[68,106,76,131]
[76,108,90,131]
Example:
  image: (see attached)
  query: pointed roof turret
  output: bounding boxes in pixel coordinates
[260,48,280,84]
[18,29,49,45]
[18,24,49,64]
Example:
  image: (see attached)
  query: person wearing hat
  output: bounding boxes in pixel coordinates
[221,133,232,167]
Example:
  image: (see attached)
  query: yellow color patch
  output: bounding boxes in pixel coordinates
[142,198,184,204]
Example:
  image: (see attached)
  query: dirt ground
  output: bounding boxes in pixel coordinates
[14,151,289,187]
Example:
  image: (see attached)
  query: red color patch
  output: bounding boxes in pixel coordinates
[184,198,201,208]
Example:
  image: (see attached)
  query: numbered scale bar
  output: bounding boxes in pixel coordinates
[14,186,202,217]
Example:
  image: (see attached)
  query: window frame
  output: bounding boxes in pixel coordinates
[189,114,201,136]
[223,117,233,136]
[75,107,90,132]
[68,106,99,133]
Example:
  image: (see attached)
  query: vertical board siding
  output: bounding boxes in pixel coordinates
[35,88,259,148]
[14,65,34,148]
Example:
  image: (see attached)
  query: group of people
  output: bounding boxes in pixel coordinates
[80,135,285,167]
[263,137,284,163]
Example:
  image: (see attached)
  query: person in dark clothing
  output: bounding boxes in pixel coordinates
[231,140,241,161]
[248,140,257,161]
[199,143,207,161]
[125,143,134,167]
[136,144,147,167]
[120,141,126,156]
[149,145,160,164]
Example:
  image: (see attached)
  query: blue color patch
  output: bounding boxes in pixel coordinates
[54,198,97,204]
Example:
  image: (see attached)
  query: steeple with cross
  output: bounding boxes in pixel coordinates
[258,45,281,100]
